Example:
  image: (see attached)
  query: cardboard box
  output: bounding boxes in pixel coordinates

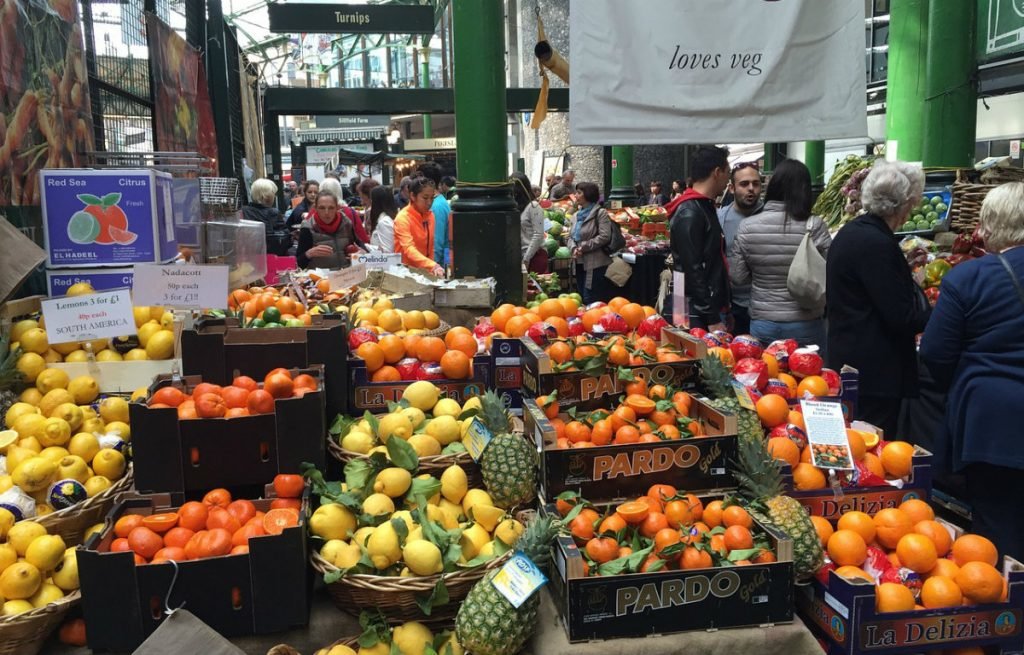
[547,497,795,642]
[129,368,326,495]
[799,521,1024,655]
[45,266,134,297]
[180,314,348,420]
[78,489,311,652]
[0,294,46,321]
[524,395,737,502]
[432,279,495,308]
[41,168,177,268]
[348,355,492,413]
[491,337,524,414]
[520,328,706,412]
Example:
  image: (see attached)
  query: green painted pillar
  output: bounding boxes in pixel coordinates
[804,140,825,185]
[886,0,929,162]
[420,46,433,139]
[608,146,638,207]
[450,0,520,301]
[763,143,786,173]
[923,1,976,168]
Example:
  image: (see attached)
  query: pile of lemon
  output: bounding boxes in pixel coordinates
[314,622,461,655]
[0,517,79,616]
[342,294,442,338]
[2,367,130,516]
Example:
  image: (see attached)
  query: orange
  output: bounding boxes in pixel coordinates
[613,425,640,445]
[127,526,164,560]
[247,389,275,415]
[921,575,963,608]
[898,498,934,524]
[761,353,780,378]
[624,394,656,416]
[581,309,604,333]
[756,394,789,428]
[574,344,600,362]
[703,500,724,528]
[378,335,406,364]
[569,514,596,542]
[792,463,826,490]
[491,305,516,332]
[505,315,532,338]
[547,341,573,364]
[440,350,472,380]
[767,437,800,467]
[615,500,650,525]
[192,382,223,398]
[834,565,873,582]
[680,546,713,570]
[206,507,242,533]
[846,429,866,461]
[590,419,613,446]
[546,316,570,338]
[800,446,812,463]
[415,337,447,363]
[607,296,629,312]
[221,386,250,410]
[646,484,677,504]
[873,508,914,549]
[599,514,627,535]
[447,332,479,359]
[640,512,670,539]
[787,410,806,431]
[263,508,300,535]
[837,511,877,544]
[875,582,916,613]
[722,505,752,529]
[559,297,579,317]
[707,347,734,367]
[115,514,144,539]
[928,558,961,580]
[228,289,252,309]
[195,392,227,418]
[777,373,798,397]
[654,528,682,558]
[164,527,195,549]
[142,513,179,534]
[827,529,868,567]
[444,326,473,347]
[913,520,953,557]
[619,303,645,330]
[607,343,630,366]
[862,452,885,478]
[796,375,829,397]
[724,525,754,550]
[263,373,294,399]
[151,386,186,408]
[565,421,592,444]
[585,537,619,564]
[664,500,694,529]
[880,441,915,478]
[538,298,566,320]
[951,534,999,567]
[610,405,638,431]
[810,515,834,547]
[896,533,938,573]
[371,366,401,382]
[178,502,209,532]
[955,561,1005,603]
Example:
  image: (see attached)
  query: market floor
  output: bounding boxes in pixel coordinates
[40,586,824,654]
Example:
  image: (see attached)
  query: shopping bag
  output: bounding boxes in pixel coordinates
[787,219,826,308]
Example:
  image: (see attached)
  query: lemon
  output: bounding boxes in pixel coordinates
[35,369,69,395]
[494,518,525,547]
[10,319,39,343]
[39,389,74,418]
[0,429,17,454]
[340,430,375,454]
[30,581,64,607]
[333,542,363,570]
[319,539,349,564]
[98,397,129,424]
[123,348,149,361]
[402,381,439,412]
[391,510,416,533]
[44,349,63,363]
[160,311,175,330]
[104,421,130,442]
[146,330,175,360]
[5,403,39,429]
[414,474,441,506]
[84,523,104,540]
[17,437,42,453]
[25,534,65,572]
[63,350,89,363]
[403,540,443,576]
[81,418,105,434]
[393,621,433,655]
[367,446,389,458]
[442,634,464,655]
[425,416,461,446]
[36,504,54,516]
[50,340,81,357]
[407,434,441,457]
[137,321,162,348]
[15,353,46,383]
[0,542,16,571]
[362,493,395,518]
[406,526,424,542]
[49,404,83,432]
[377,413,414,443]
[460,418,474,440]
[0,508,14,540]
[459,523,491,561]
[430,398,461,419]
[470,505,505,533]
[66,282,94,297]
[422,311,441,330]
[68,433,100,463]
[309,503,357,541]
[0,561,40,600]
[438,500,463,528]
[401,407,427,429]
[352,526,376,548]
[57,456,90,483]
[95,349,122,362]
[19,388,43,406]
[5,445,37,472]
[51,547,79,591]
[132,306,152,328]
[84,476,112,497]
[462,397,482,413]
[92,449,126,480]
[12,457,57,492]
[374,468,412,498]
[326,645,357,655]
[3,600,34,616]
[39,447,70,463]
[357,641,391,655]
[461,489,493,517]
[366,521,401,570]
[18,328,49,355]
[0,475,12,493]
[39,418,71,447]
[403,311,426,331]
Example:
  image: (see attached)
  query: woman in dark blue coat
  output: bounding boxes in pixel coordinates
[920,182,1024,562]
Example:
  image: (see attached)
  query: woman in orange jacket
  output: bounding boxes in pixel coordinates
[394,177,445,276]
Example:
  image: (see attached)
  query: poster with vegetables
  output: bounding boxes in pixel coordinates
[0,0,95,206]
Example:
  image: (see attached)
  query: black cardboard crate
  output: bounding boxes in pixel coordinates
[130,367,326,495]
[520,328,705,412]
[348,355,492,413]
[491,337,524,414]
[546,497,794,642]
[181,314,348,419]
[78,488,311,652]
[523,395,738,502]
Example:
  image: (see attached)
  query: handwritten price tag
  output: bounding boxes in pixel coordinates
[327,263,368,290]
[131,264,229,309]
[801,399,854,470]
[41,289,136,344]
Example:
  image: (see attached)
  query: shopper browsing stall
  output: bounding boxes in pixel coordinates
[730,159,830,347]
[920,182,1024,561]
[417,162,451,265]
[242,178,289,256]
[320,177,370,244]
[368,185,398,253]
[394,177,445,277]
[296,191,358,269]
[568,182,613,304]
[719,163,764,335]
[551,169,576,200]
[288,180,319,227]
[645,181,668,206]
[826,160,931,436]
[513,171,547,274]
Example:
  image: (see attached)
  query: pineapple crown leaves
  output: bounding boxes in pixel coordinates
[0,332,24,393]
[700,355,736,398]
[730,435,786,504]
[479,390,513,435]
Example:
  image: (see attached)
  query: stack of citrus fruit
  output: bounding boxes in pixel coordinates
[808,499,1009,613]
[352,327,477,383]
[146,369,318,420]
[486,296,667,343]
[554,486,777,577]
[227,287,315,328]
[0,516,79,616]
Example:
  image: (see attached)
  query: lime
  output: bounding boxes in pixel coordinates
[284,318,305,327]
[249,318,266,328]
[66,211,100,245]
[261,307,281,324]
[263,322,282,328]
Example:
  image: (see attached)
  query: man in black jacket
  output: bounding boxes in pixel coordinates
[670,145,731,331]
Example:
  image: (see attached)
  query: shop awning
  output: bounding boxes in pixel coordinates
[298,127,387,142]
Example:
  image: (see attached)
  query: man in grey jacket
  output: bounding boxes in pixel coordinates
[718,162,763,335]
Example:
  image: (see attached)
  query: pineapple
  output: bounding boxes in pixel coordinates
[732,435,824,579]
[478,392,537,509]
[455,515,559,655]
[700,355,762,443]
[0,331,24,419]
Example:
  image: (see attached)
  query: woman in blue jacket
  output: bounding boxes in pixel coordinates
[920,182,1024,562]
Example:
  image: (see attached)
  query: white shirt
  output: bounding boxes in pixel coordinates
[371,212,395,253]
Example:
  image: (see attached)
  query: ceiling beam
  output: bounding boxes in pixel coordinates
[264,87,569,115]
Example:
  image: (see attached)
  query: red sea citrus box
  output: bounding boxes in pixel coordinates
[46,267,134,296]
[40,168,178,267]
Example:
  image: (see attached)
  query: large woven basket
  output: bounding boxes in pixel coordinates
[36,464,134,545]
[421,320,451,339]
[311,550,510,625]
[0,591,80,655]
[948,180,995,234]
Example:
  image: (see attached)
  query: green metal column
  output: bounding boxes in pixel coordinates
[420,45,433,139]
[450,0,520,301]
[923,1,976,167]
[886,0,929,162]
[763,143,786,173]
[608,146,637,207]
[803,141,825,185]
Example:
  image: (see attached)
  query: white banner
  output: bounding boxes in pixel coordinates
[569,0,867,145]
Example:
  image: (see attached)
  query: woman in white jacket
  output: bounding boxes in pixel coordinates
[729,159,832,348]
[368,185,398,253]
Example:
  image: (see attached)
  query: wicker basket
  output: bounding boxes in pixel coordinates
[311,550,509,625]
[948,180,995,234]
[421,321,451,339]
[36,464,134,546]
[0,591,80,655]
[327,438,484,489]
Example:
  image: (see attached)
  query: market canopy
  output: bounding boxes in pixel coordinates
[336,147,424,164]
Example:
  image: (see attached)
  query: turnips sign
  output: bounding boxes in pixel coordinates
[569,0,867,144]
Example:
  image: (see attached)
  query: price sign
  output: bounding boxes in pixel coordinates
[351,252,402,269]
[801,399,854,470]
[464,417,494,461]
[490,553,547,608]
[41,289,136,344]
[131,264,229,309]
[327,263,367,290]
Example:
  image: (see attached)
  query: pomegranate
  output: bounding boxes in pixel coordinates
[473,319,496,339]
[764,339,798,371]
[526,321,558,346]
[416,362,445,381]
[820,368,842,395]
[566,317,585,337]
[729,334,763,361]
[789,348,823,377]
[637,314,669,339]
[595,312,628,334]
[396,358,422,381]
[347,328,378,350]
[688,328,708,339]
[733,357,768,390]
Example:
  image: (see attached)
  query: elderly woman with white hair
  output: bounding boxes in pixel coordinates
[920,182,1024,560]
[242,178,289,255]
[825,161,933,435]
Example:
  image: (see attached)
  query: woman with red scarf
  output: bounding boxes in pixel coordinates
[296,191,359,268]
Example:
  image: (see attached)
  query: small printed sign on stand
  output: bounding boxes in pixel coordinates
[41,288,136,344]
[131,263,229,309]
[328,263,367,290]
[351,252,402,270]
